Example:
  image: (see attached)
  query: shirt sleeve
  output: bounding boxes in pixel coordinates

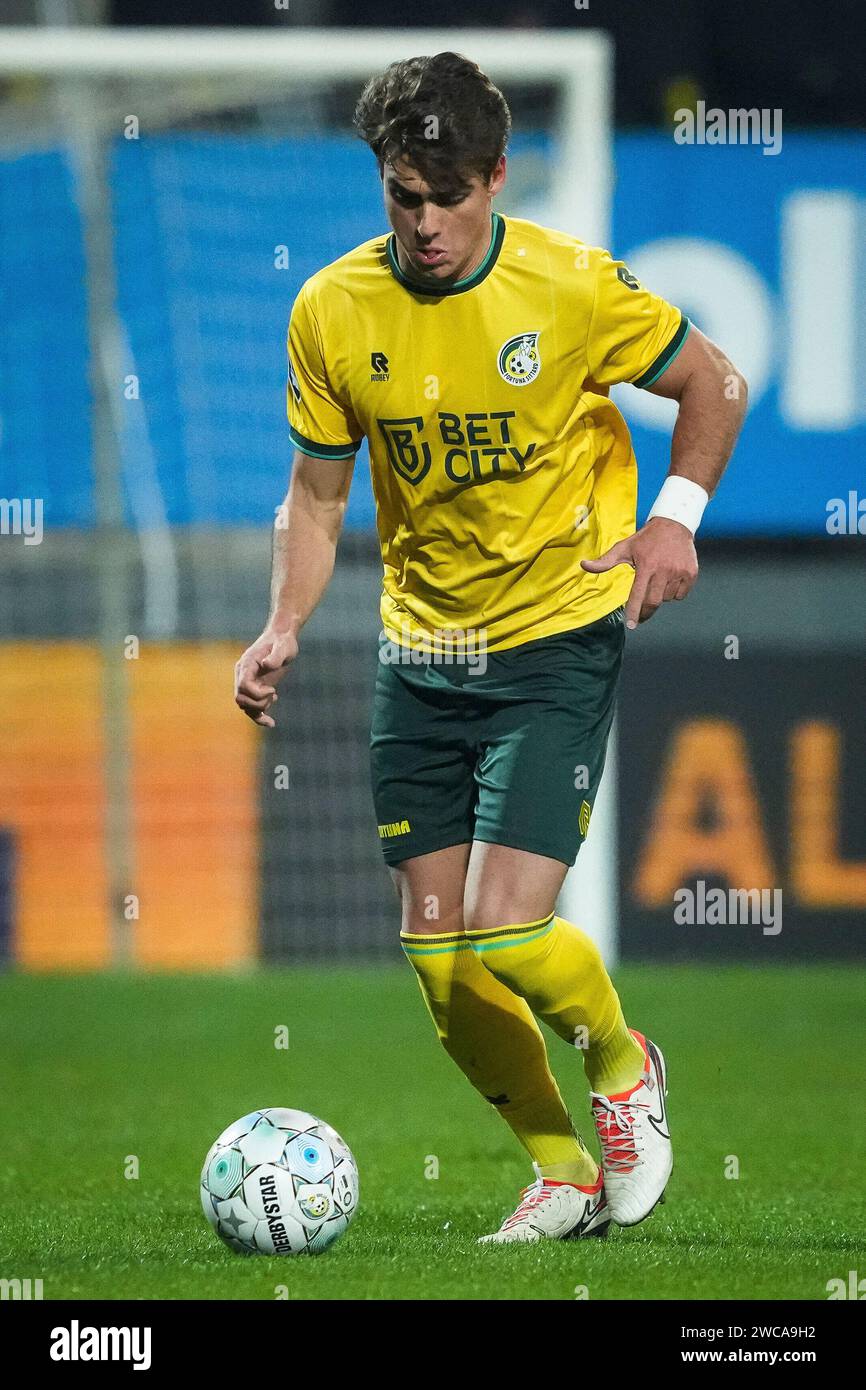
[584,250,690,390]
[286,286,364,459]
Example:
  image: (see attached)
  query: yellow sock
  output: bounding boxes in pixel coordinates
[401,930,599,1184]
[466,913,645,1097]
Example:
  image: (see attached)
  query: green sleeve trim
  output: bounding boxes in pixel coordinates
[633,315,691,389]
[289,425,362,460]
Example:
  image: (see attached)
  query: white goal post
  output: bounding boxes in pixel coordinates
[0,26,619,963]
[0,26,613,243]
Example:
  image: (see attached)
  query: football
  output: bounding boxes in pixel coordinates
[200,1108,359,1256]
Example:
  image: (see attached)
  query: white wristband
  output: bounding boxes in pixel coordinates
[647,476,709,535]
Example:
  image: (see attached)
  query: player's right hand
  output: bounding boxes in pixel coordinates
[234,630,299,728]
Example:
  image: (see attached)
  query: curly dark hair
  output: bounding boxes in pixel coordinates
[352,52,512,195]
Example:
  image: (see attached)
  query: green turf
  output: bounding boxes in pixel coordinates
[0,964,862,1301]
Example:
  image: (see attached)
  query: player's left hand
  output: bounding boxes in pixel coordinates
[580,517,698,629]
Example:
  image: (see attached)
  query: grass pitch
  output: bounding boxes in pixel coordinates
[0,963,862,1301]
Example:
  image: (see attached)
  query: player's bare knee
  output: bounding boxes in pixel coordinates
[463,899,553,935]
[400,900,465,936]
[462,903,503,935]
[388,867,404,906]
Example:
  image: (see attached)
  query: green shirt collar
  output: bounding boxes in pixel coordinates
[386,212,506,297]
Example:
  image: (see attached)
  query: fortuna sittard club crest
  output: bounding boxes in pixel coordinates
[497,331,541,386]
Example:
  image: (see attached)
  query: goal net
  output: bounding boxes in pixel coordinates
[0,26,616,967]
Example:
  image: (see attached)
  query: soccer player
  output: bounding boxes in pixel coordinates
[235,52,747,1242]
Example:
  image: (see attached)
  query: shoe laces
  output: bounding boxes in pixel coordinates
[501,1167,561,1230]
[592,1093,650,1173]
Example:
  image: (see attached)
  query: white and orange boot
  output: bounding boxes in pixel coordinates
[590,1029,672,1227]
[478,1163,610,1244]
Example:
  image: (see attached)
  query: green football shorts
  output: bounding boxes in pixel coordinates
[369,606,625,868]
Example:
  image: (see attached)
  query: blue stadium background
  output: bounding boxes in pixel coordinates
[3,131,864,536]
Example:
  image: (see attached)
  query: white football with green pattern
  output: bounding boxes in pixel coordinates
[200,1108,359,1256]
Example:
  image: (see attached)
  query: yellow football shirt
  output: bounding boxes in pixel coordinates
[286,212,689,653]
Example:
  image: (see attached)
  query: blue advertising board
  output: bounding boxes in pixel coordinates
[614,134,866,536]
